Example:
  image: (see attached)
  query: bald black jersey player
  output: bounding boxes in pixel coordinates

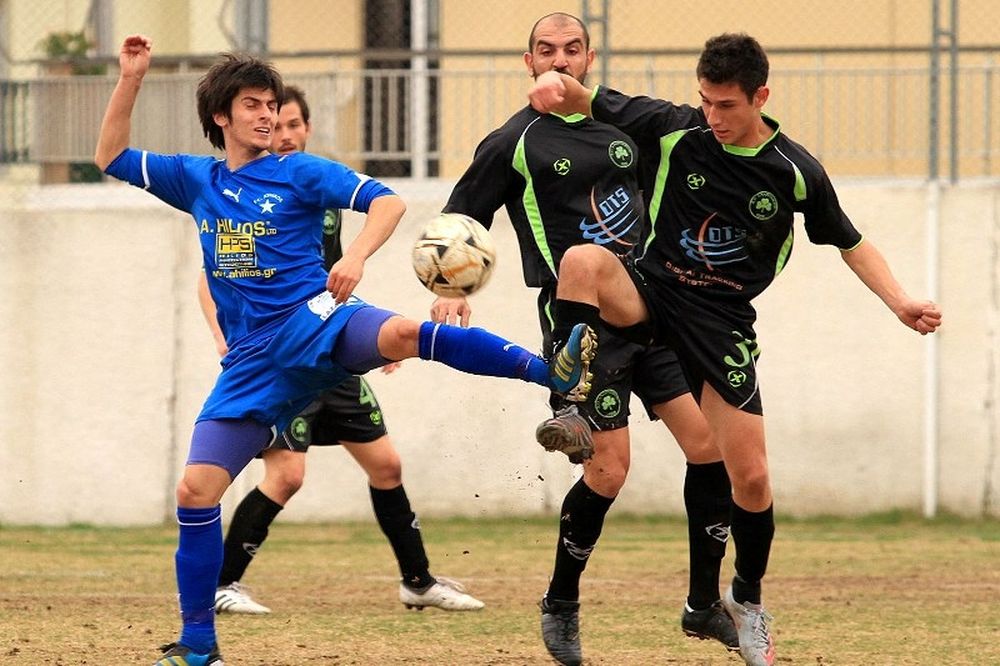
[436,12,737,666]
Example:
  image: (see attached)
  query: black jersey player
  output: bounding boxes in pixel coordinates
[529,32,942,666]
[439,13,738,666]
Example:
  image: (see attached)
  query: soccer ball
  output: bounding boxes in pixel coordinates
[412,213,497,297]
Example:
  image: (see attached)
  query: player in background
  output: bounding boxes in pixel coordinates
[96,35,578,666]
[200,85,483,616]
[438,13,736,666]
[529,32,942,666]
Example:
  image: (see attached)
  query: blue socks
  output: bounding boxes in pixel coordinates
[418,322,549,387]
[176,505,223,653]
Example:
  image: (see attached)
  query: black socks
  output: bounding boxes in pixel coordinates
[552,299,601,350]
[684,461,733,609]
[371,484,434,589]
[730,502,775,605]
[218,486,283,587]
[546,479,615,602]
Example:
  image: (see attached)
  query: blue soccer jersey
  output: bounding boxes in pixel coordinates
[104,149,397,432]
[105,149,393,350]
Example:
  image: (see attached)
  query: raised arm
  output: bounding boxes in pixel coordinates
[840,240,942,335]
[528,70,594,116]
[326,194,407,302]
[94,34,152,170]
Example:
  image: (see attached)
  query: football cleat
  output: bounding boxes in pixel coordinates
[681,600,740,651]
[535,405,594,464]
[214,582,271,615]
[548,323,597,402]
[540,596,582,666]
[155,641,224,666]
[723,586,776,666]
[399,576,485,611]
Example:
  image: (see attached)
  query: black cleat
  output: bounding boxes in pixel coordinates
[540,597,582,665]
[681,600,740,651]
[155,641,225,665]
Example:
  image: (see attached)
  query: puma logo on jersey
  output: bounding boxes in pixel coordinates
[223,187,242,203]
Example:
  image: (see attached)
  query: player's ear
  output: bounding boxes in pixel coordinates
[753,85,769,109]
[212,111,229,129]
[585,48,595,73]
[523,52,534,77]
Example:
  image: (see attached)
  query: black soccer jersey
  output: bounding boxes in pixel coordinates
[592,87,863,303]
[445,105,644,289]
[321,208,343,271]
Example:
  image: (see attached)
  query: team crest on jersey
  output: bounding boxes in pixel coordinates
[323,209,341,236]
[608,141,633,168]
[553,157,572,176]
[254,192,283,214]
[593,389,622,419]
[289,417,309,443]
[749,191,778,220]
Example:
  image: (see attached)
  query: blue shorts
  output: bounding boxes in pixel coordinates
[197,292,394,433]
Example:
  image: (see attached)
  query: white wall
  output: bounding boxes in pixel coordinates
[1,179,998,525]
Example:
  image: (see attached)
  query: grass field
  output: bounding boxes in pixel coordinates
[2,513,998,665]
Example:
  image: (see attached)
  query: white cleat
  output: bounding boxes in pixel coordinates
[722,585,775,666]
[399,576,485,611]
[214,582,271,615]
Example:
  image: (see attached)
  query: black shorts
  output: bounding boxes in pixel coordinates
[265,375,389,453]
[624,261,764,415]
[539,289,690,430]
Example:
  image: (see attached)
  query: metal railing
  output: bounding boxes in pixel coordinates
[0,81,29,163]
[2,62,999,179]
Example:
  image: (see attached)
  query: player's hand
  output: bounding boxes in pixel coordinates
[528,71,567,114]
[431,296,472,327]
[896,299,942,335]
[213,335,229,358]
[119,35,152,81]
[381,361,402,375]
[326,255,363,303]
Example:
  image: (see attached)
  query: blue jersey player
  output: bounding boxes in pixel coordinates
[95,35,587,666]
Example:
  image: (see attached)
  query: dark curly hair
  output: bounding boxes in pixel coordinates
[196,53,284,150]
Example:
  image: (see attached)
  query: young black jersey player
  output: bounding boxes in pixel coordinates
[529,32,942,666]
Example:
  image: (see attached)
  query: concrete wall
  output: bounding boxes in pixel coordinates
[1,179,998,525]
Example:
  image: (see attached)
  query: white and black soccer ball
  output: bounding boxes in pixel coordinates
[412,213,497,297]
